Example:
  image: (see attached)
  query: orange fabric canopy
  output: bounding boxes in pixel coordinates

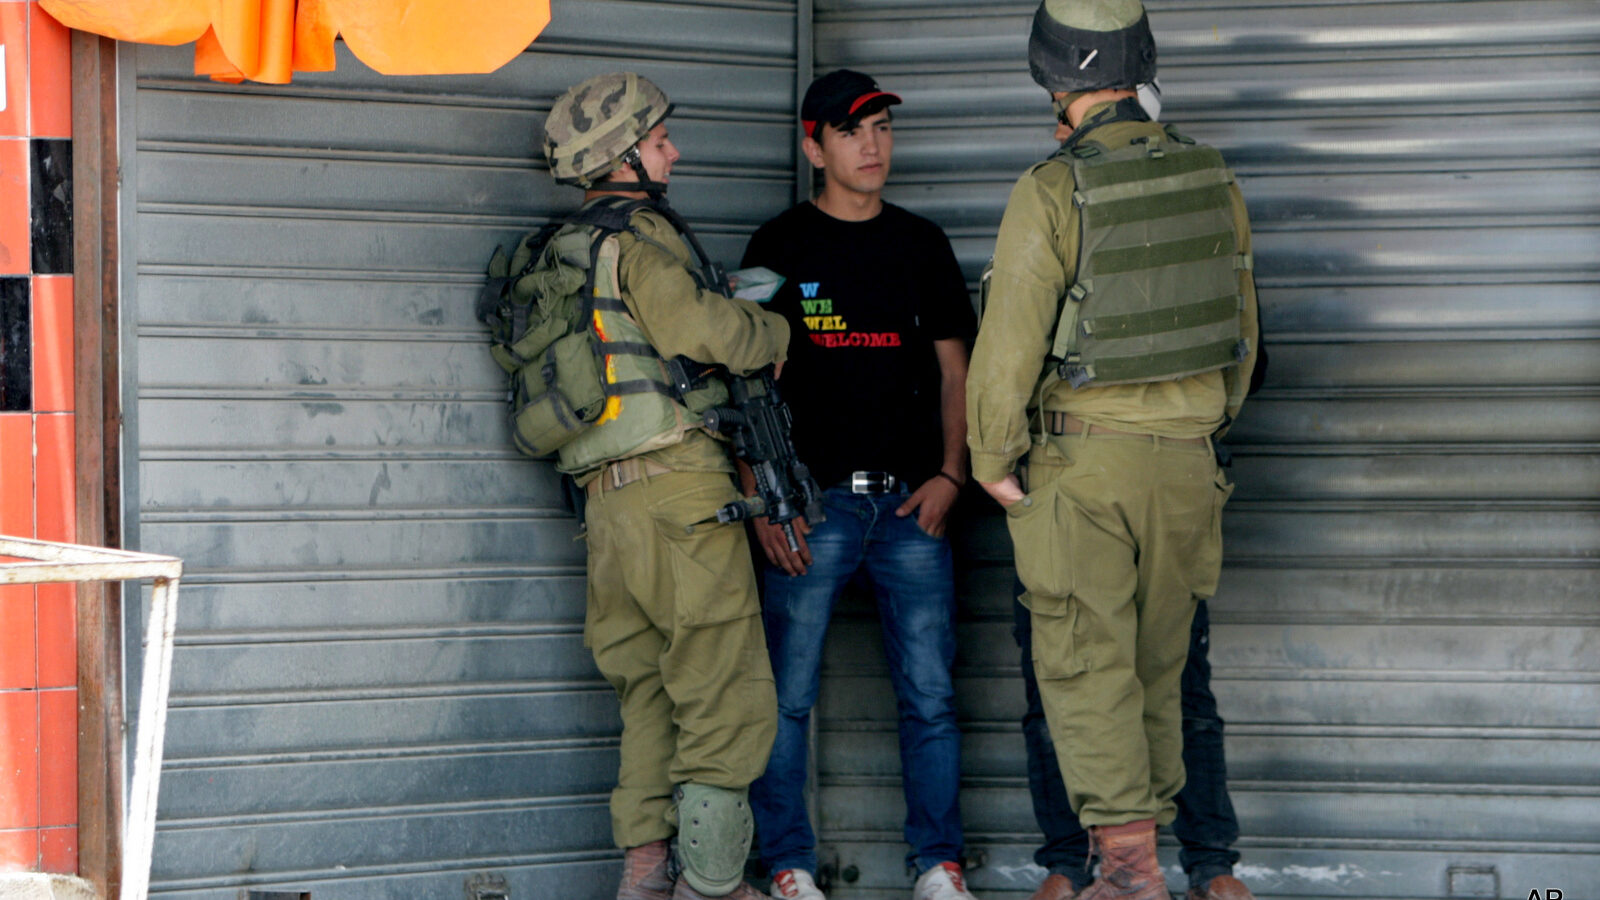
[39,0,552,83]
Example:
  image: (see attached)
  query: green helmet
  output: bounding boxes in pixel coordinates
[1028,0,1157,94]
[543,72,674,188]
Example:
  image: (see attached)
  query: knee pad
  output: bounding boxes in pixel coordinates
[671,783,753,896]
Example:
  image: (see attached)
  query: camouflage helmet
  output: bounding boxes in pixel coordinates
[543,72,674,188]
[1028,0,1157,94]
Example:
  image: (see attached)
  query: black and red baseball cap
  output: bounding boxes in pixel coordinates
[800,69,903,140]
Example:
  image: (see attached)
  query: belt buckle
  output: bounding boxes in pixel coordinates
[607,458,642,491]
[850,471,896,494]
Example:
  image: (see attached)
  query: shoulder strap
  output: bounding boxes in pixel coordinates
[567,195,652,235]
[576,195,727,294]
[1053,96,1150,158]
[1162,124,1197,145]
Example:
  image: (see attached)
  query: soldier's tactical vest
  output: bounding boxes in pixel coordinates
[479,196,727,475]
[1048,127,1252,388]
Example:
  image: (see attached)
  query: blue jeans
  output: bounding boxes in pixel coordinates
[750,486,964,876]
[1014,590,1241,891]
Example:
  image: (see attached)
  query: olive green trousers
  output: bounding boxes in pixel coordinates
[583,468,777,848]
[1008,431,1231,826]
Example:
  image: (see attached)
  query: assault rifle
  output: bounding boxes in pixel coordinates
[680,363,825,552]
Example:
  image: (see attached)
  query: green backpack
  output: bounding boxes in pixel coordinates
[477,199,648,459]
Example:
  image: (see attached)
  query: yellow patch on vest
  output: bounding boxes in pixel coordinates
[594,309,624,424]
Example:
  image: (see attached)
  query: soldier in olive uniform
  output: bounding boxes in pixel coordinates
[966,3,1259,899]
[541,72,790,900]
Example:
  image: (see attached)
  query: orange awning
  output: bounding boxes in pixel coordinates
[39,0,552,84]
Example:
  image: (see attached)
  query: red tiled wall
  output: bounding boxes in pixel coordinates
[0,0,78,876]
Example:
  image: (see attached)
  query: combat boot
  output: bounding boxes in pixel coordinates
[670,879,773,900]
[1077,820,1166,900]
[618,840,675,900]
[1030,873,1083,900]
[1186,875,1254,900]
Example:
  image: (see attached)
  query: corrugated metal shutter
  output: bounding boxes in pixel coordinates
[812,2,1600,897]
[118,3,799,896]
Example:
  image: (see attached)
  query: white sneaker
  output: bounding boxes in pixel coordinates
[771,868,827,900]
[913,862,978,900]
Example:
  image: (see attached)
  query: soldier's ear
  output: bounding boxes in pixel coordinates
[801,135,826,169]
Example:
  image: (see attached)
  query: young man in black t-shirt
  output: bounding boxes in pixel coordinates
[742,70,980,900]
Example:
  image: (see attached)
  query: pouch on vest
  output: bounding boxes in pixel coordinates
[1048,127,1251,388]
[480,223,608,458]
[507,331,606,458]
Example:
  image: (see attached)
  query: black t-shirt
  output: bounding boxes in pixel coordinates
[741,202,976,490]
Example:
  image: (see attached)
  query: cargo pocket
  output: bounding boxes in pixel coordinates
[1005,481,1075,606]
[651,478,761,627]
[1024,589,1088,680]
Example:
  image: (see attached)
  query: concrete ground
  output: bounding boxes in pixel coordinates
[0,874,98,900]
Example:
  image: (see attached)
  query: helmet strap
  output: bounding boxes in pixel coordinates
[1052,91,1092,125]
[590,145,670,200]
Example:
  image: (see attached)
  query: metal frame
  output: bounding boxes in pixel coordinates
[0,536,182,900]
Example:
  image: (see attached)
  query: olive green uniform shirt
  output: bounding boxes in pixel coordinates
[605,206,791,476]
[967,112,1259,484]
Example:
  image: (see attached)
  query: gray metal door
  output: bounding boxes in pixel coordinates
[813,1,1600,897]
[118,2,799,896]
